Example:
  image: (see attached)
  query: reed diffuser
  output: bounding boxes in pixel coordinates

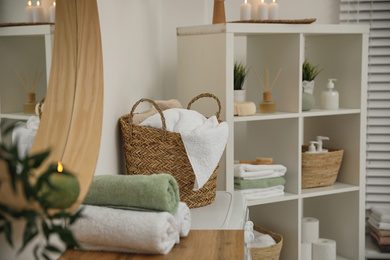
[253,67,282,113]
[15,69,43,114]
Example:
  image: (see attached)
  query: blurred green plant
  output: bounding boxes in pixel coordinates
[0,122,83,260]
[302,59,322,81]
[234,62,250,90]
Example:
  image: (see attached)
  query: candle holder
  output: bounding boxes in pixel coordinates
[253,67,282,113]
[213,0,226,24]
[15,69,43,114]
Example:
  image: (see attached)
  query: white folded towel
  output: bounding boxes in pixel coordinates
[71,205,179,255]
[237,185,285,200]
[11,116,40,159]
[248,230,276,248]
[173,202,191,238]
[368,215,390,230]
[234,164,287,180]
[140,108,228,190]
[371,206,390,223]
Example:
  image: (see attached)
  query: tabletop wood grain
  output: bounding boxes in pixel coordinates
[59,230,244,260]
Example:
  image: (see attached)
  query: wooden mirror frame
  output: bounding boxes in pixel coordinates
[0,0,103,213]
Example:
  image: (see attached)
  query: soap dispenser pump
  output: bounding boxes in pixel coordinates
[317,136,329,153]
[321,79,339,110]
[305,141,319,154]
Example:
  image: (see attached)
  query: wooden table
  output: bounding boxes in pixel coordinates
[58,230,244,260]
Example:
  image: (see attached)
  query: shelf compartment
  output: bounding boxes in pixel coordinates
[303,192,362,260]
[246,192,298,206]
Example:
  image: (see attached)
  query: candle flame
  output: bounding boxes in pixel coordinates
[57,161,63,173]
[244,0,247,3]
[273,0,276,2]
[28,1,32,7]
[261,0,264,3]
[37,1,40,6]
[53,1,56,7]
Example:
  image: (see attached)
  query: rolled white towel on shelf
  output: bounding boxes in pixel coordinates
[173,202,191,238]
[11,116,40,159]
[71,205,179,255]
[371,206,390,223]
[368,215,390,230]
[234,164,287,179]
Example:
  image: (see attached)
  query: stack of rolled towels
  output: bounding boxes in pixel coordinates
[301,217,337,260]
[368,206,390,253]
[71,174,191,255]
[234,163,286,200]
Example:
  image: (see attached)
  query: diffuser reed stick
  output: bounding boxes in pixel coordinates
[253,67,282,92]
[15,69,44,93]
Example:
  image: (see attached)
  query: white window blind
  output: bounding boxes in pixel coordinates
[340,0,390,210]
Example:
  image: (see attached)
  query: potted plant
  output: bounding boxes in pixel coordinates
[234,62,249,102]
[302,59,322,111]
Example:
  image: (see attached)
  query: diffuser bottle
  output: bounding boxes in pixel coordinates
[24,92,37,114]
[259,91,275,113]
[321,79,339,110]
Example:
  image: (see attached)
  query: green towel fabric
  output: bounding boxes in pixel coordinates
[83,174,180,214]
[234,177,286,190]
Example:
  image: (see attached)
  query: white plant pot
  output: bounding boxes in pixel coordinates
[234,89,246,102]
[302,80,315,94]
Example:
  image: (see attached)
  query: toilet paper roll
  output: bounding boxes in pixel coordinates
[312,238,336,260]
[302,217,319,243]
[301,242,312,260]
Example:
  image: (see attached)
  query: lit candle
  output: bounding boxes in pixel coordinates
[49,2,56,23]
[33,1,44,23]
[257,0,268,20]
[250,0,259,20]
[268,0,279,20]
[25,1,33,23]
[40,162,80,209]
[240,0,251,21]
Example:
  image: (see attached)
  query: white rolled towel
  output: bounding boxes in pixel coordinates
[247,229,276,248]
[234,164,287,179]
[173,202,191,238]
[11,116,40,159]
[71,205,179,255]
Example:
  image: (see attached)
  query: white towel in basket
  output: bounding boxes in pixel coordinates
[140,108,228,190]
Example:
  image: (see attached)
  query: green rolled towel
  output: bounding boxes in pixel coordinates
[83,174,180,214]
[234,177,286,190]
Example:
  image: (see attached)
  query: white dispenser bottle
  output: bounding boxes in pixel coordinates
[321,79,339,110]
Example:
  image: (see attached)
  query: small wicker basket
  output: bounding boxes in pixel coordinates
[301,146,344,189]
[249,226,283,260]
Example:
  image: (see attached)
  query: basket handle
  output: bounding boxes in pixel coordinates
[186,93,221,120]
[128,98,167,141]
[38,97,45,119]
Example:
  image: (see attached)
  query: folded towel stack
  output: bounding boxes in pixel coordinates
[368,206,390,253]
[73,174,191,255]
[234,163,287,200]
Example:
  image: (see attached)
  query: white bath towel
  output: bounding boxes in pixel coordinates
[248,230,276,248]
[237,185,285,200]
[173,202,191,238]
[11,116,40,159]
[371,206,390,223]
[71,205,179,255]
[368,216,390,230]
[140,108,228,190]
[234,164,287,180]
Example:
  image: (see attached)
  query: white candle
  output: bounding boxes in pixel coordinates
[25,1,33,23]
[250,0,259,20]
[268,0,279,20]
[33,1,44,23]
[49,2,56,23]
[257,0,268,20]
[240,0,251,21]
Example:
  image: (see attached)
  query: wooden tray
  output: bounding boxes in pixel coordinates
[229,18,316,24]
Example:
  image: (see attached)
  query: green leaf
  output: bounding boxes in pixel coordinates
[45,244,63,254]
[4,220,13,248]
[41,220,51,241]
[33,245,40,260]
[41,251,51,260]
[27,150,51,169]
[53,225,80,248]
[69,207,84,225]
[19,218,39,253]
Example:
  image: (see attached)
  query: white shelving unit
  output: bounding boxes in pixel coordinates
[0,24,54,143]
[177,23,369,260]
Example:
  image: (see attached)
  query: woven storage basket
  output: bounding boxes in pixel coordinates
[301,146,344,189]
[119,93,222,208]
[249,226,283,260]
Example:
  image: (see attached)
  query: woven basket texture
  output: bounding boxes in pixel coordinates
[119,93,222,208]
[301,146,344,189]
[250,226,283,260]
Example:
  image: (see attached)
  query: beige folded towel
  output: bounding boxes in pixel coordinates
[132,99,183,125]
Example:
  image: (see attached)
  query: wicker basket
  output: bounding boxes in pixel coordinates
[301,146,344,189]
[249,226,283,260]
[119,93,222,208]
